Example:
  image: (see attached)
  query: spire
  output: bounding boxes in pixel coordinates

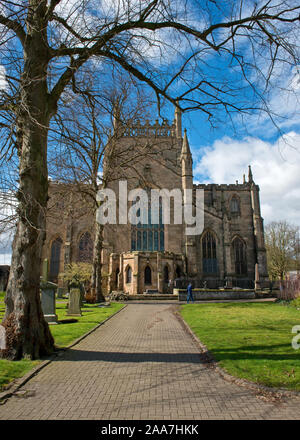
[248,165,254,183]
[112,99,121,133]
[181,129,192,159]
[174,100,182,138]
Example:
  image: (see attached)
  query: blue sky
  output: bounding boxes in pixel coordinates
[183,69,300,227]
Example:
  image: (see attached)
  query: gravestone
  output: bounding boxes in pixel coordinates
[57,287,65,299]
[0,325,6,350]
[67,288,82,317]
[40,258,58,324]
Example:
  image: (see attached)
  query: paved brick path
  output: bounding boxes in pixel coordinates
[0,304,300,420]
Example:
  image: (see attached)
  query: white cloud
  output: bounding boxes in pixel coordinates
[0,253,11,265]
[193,131,300,226]
[0,65,8,91]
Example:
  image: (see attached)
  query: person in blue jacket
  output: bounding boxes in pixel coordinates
[187,282,194,303]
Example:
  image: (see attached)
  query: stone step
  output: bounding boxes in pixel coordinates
[127,294,178,301]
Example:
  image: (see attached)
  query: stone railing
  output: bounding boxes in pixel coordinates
[123,119,176,138]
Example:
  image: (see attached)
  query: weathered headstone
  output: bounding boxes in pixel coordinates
[57,287,65,299]
[42,258,49,282]
[67,288,82,316]
[40,258,58,324]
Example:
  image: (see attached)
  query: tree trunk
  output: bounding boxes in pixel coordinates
[91,220,105,303]
[0,2,55,360]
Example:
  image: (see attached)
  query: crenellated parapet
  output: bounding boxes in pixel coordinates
[193,182,257,191]
[123,119,176,138]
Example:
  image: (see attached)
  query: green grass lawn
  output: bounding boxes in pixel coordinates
[180,302,300,391]
[0,294,123,391]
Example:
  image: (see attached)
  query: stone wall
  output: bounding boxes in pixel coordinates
[176,288,256,301]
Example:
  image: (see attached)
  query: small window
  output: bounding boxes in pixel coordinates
[126,266,132,284]
[230,196,240,214]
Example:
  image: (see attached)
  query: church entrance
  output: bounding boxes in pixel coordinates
[163,265,170,293]
[144,266,152,285]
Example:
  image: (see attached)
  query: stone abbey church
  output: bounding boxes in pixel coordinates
[42,107,268,295]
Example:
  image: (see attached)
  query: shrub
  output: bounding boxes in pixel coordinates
[59,263,92,294]
[290,297,300,309]
[85,292,97,304]
[277,276,300,300]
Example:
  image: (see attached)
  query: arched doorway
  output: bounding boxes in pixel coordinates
[164,265,172,293]
[115,268,120,288]
[144,266,152,285]
[164,265,169,283]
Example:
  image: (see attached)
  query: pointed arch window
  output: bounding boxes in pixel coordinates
[50,237,62,280]
[78,232,93,262]
[233,237,247,275]
[202,231,218,274]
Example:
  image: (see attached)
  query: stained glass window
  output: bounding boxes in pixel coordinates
[78,232,93,262]
[131,195,164,251]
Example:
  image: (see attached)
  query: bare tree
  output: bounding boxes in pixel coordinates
[0,0,299,359]
[265,220,299,280]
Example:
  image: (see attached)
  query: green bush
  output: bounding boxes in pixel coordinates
[290,297,300,308]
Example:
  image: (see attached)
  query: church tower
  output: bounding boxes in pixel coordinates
[249,165,268,286]
[180,128,197,277]
[180,128,193,191]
